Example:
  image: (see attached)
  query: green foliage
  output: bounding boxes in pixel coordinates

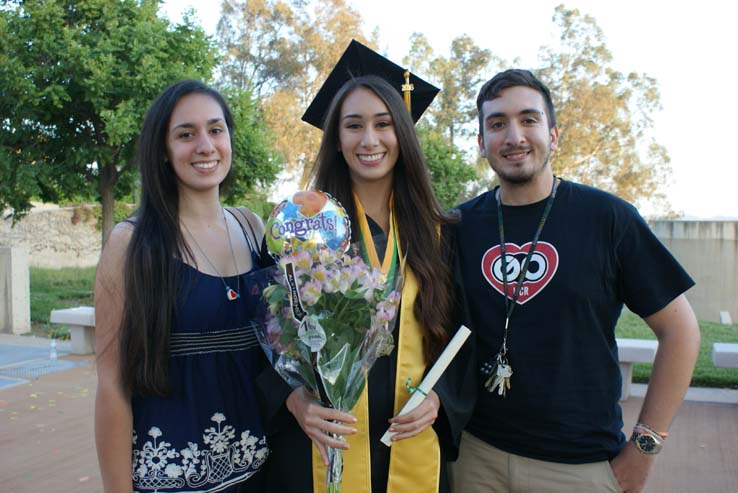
[239,190,276,222]
[537,6,670,209]
[216,0,377,187]
[405,33,499,146]
[0,0,217,240]
[615,310,738,388]
[221,88,280,204]
[29,266,95,337]
[417,125,479,210]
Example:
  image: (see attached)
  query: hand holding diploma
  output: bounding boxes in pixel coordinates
[381,325,472,446]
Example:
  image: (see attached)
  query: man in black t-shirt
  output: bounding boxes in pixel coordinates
[449,69,700,493]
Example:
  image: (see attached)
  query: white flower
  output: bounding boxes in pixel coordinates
[211,413,226,424]
[240,431,258,448]
[148,427,162,439]
[255,447,269,460]
[165,463,183,478]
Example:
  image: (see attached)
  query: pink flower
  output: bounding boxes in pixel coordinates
[318,249,341,265]
[311,264,328,282]
[323,269,341,293]
[300,280,323,306]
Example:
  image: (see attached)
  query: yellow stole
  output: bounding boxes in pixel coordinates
[311,194,440,492]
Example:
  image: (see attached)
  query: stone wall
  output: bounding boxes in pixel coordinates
[651,220,738,324]
[0,205,101,268]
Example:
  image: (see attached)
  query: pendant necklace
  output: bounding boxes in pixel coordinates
[181,209,241,301]
[482,177,559,396]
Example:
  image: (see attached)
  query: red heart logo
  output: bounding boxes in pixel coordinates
[480,242,558,304]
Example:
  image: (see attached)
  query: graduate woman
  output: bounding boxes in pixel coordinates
[94,80,269,492]
[260,41,475,493]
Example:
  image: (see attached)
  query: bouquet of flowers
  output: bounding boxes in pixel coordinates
[257,191,402,493]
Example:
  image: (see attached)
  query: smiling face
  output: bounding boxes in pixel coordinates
[478,85,559,186]
[166,92,232,195]
[338,86,399,191]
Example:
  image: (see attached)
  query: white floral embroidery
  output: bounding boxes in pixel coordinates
[132,413,268,492]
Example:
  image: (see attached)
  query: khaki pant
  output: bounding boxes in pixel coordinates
[449,431,622,493]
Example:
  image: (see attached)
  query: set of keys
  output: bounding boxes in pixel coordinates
[483,355,513,397]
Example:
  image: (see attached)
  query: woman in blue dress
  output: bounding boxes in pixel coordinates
[94,80,269,492]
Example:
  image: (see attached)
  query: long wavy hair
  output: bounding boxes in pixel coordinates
[312,75,453,363]
[119,80,235,397]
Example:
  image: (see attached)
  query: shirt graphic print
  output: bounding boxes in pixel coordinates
[480,241,559,305]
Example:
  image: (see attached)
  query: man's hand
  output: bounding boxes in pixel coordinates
[387,390,440,441]
[286,387,357,465]
[610,440,656,492]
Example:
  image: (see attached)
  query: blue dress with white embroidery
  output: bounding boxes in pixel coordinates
[130,246,269,493]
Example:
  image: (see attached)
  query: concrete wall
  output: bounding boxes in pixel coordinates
[651,220,738,324]
[0,246,31,334]
[1,205,101,268]
[1,206,736,324]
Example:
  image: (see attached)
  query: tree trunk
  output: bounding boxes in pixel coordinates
[298,158,313,190]
[99,163,117,247]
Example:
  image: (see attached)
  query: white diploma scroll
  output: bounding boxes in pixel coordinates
[381,324,472,447]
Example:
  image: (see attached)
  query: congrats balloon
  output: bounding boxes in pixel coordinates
[266,190,351,259]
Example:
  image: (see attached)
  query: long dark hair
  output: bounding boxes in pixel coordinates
[119,80,235,397]
[312,75,453,363]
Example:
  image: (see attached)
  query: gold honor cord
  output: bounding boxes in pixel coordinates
[310,194,440,492]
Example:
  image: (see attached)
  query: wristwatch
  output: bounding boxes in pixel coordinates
[630,423,667,455]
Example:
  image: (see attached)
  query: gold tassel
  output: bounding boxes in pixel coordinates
[402,70,414,113]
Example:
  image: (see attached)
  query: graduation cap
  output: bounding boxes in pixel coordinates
[301,40,440,129]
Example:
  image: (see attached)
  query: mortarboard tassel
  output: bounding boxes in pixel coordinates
[402,70,414,113]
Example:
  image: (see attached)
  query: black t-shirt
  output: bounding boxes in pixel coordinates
[452,179,694,463]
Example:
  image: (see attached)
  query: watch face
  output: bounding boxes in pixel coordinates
[634,433,659,453]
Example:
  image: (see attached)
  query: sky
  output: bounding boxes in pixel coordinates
[161,0,738,219]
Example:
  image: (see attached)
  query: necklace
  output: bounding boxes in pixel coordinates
[181,209,241,302]
[482,177,559,396]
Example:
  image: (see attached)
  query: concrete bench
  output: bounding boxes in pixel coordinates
[617,338,658,400]
[712,343,738,368]
[49,306,95,355]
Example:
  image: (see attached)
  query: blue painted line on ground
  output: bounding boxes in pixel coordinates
[0,344,71,368]
[0,344,87,390]
[0,375,28,390]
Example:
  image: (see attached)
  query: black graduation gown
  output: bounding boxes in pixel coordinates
[256,220,476,493]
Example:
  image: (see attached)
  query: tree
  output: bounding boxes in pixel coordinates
[405,33,497,146]
[537,5,670,207]
[216,0,301,98]
[1,0,276,243]
[221,88,281,205]
[217,0,376,188]
[417,125,479,210]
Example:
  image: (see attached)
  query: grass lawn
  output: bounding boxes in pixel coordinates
[29,266,96,339]
[27,267,738,388]
[615,309,738,389]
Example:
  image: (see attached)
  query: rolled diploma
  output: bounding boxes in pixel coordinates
[381,324,472,447]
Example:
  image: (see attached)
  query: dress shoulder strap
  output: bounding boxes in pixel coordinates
[224,206,262,254]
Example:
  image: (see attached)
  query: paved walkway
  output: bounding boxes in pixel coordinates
[0,334,736,492]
